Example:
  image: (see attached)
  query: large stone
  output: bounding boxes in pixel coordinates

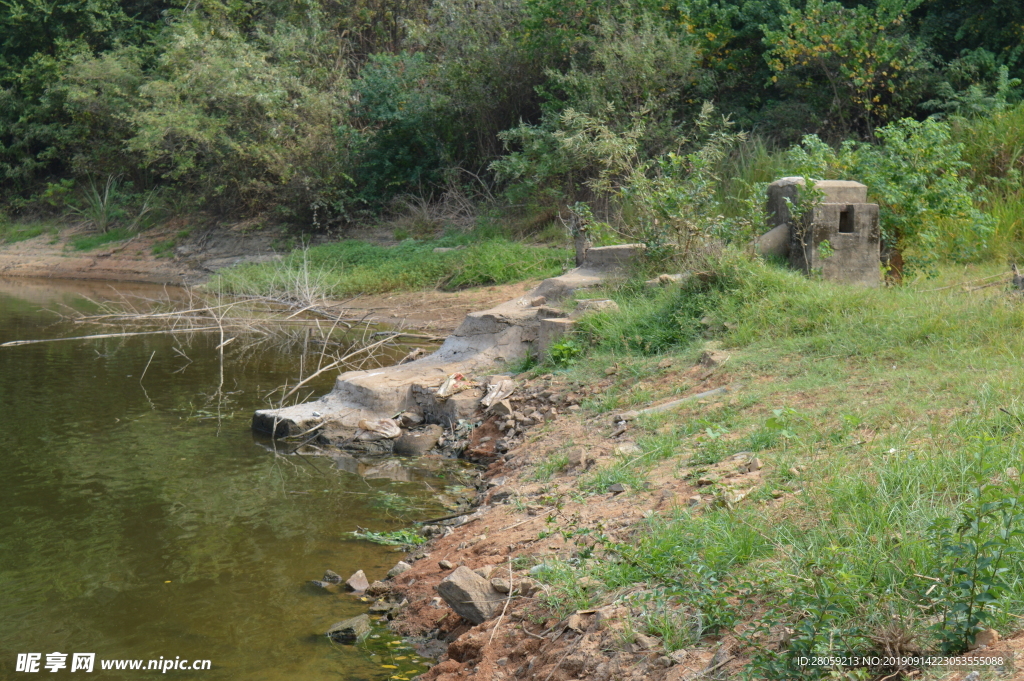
[345,570,369,592]
[436,566,505,624]
[393,424,444,456]
[326,614,371,643]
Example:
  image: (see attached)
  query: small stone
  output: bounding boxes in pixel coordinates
[474,565,494,579]
[345,569,370,592]
[326,614,371,643]
[430,596,444,608]
[439,560,455,570]
[568,404,581,412]
[387,561,412,578]
[747,457,762,472]
[634,634,661,651]
[687,494,702,506]
[490,577,511,593]
[528,411,544,423]
[322,569,342,584]
[608,483,626,493]
[517,577,539,596]
[566,613,588,632]
[613,442,642,456]
[530,296,546,306]
[611,410,638,423]
[696,476,717,486]
[496,657,508,667]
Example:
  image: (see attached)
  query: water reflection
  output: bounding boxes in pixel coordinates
[0,278,440,680]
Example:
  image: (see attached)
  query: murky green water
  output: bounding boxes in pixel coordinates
[0,278,444,680]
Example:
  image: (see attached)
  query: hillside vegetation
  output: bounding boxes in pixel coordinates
[0,0,1022,271]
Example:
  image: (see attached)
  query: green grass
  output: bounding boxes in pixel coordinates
[68,227,134,251]
[0,220,61,244]
[524,254,1024,676]
[208,228,571,299]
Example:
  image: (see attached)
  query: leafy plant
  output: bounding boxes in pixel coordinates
[549,336,585,367]
[349,528,427,547]
[922,451,1024,653]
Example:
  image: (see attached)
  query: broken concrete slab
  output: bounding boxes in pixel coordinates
[756,223,790,259]
[570,298,619,319]
[252,245,640,440]
[537,318,576,356]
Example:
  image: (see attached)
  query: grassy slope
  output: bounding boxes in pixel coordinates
[523,256,1024,678]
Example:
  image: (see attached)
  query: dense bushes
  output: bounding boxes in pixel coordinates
[1,0,1022,234]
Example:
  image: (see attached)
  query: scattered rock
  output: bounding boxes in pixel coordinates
[322,569,342,584]
[365,580,391,598]
[436,566,505,624]
[608,483,626,494]
[326,614,371,643]
[489,399,514,417]
[611,410,638,423]
[529,296,547,306]
[345,570,369,592]
[439,559,455,570]
[387,561,413,578]
[688,494,702,506]
[490,577,512,594]
[578,576,602,590]
[393,424,444,455]
[698,350,730,367]
[517,577,540,596]
[473,565,494,579]
[398,411,423,427]
[634,634,661,651]
[746,457,762,472]
[969,628,999,649]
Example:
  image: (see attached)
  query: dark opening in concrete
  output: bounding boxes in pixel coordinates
[838,207,854,233]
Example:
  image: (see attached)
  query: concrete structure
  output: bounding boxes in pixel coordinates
[251,245,639,440]
[765,177,881,287]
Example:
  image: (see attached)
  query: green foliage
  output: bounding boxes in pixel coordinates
[786,118,995,268]
[348,52,451,210]
[69,227,134,251]
[548,337,584,367]
[764,0,929,136]
[349,527,427,547]
[923,452,1024,653]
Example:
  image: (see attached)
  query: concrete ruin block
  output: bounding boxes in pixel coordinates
[570,298,619,319]
[766,178,880,287]
[766,177,869,227]
[537,318,576,356]
[756,223,790,259]
[790,202,881,287]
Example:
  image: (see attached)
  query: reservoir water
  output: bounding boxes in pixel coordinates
[0,278,443,680]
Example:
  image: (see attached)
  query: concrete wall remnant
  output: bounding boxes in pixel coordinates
[763,177,881,287]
